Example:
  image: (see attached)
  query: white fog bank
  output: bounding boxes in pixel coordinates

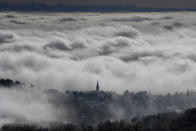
[0,12,196,94]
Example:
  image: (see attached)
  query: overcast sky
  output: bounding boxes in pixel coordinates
[0,0,196,9]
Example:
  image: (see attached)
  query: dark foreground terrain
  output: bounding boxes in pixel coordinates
[1,78,196,131]
[1,78,196,124]
[1,108,196,131]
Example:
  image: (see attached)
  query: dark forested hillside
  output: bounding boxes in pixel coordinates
[2,108,196,131]
[1,78,196,130]
[45,89,196,124]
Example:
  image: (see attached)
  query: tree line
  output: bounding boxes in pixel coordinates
[2,108,196,131]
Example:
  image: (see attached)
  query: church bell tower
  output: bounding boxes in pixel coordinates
[96,81,99,93]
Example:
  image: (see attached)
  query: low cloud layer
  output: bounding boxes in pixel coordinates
[0,12,196,95]
[0,87,63,127]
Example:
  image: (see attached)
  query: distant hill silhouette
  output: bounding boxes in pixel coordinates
[0,2,196,12]
[0,78,21,88]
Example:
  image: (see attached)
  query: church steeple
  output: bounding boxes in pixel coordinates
[96,81,99,93]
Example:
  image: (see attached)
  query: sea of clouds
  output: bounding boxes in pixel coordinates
[0,12,196,125]
[1,12,196,93]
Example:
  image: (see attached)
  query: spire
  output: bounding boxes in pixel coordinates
[96,81,99,93]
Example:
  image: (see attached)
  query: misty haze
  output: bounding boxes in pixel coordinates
[1,11,196,131]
